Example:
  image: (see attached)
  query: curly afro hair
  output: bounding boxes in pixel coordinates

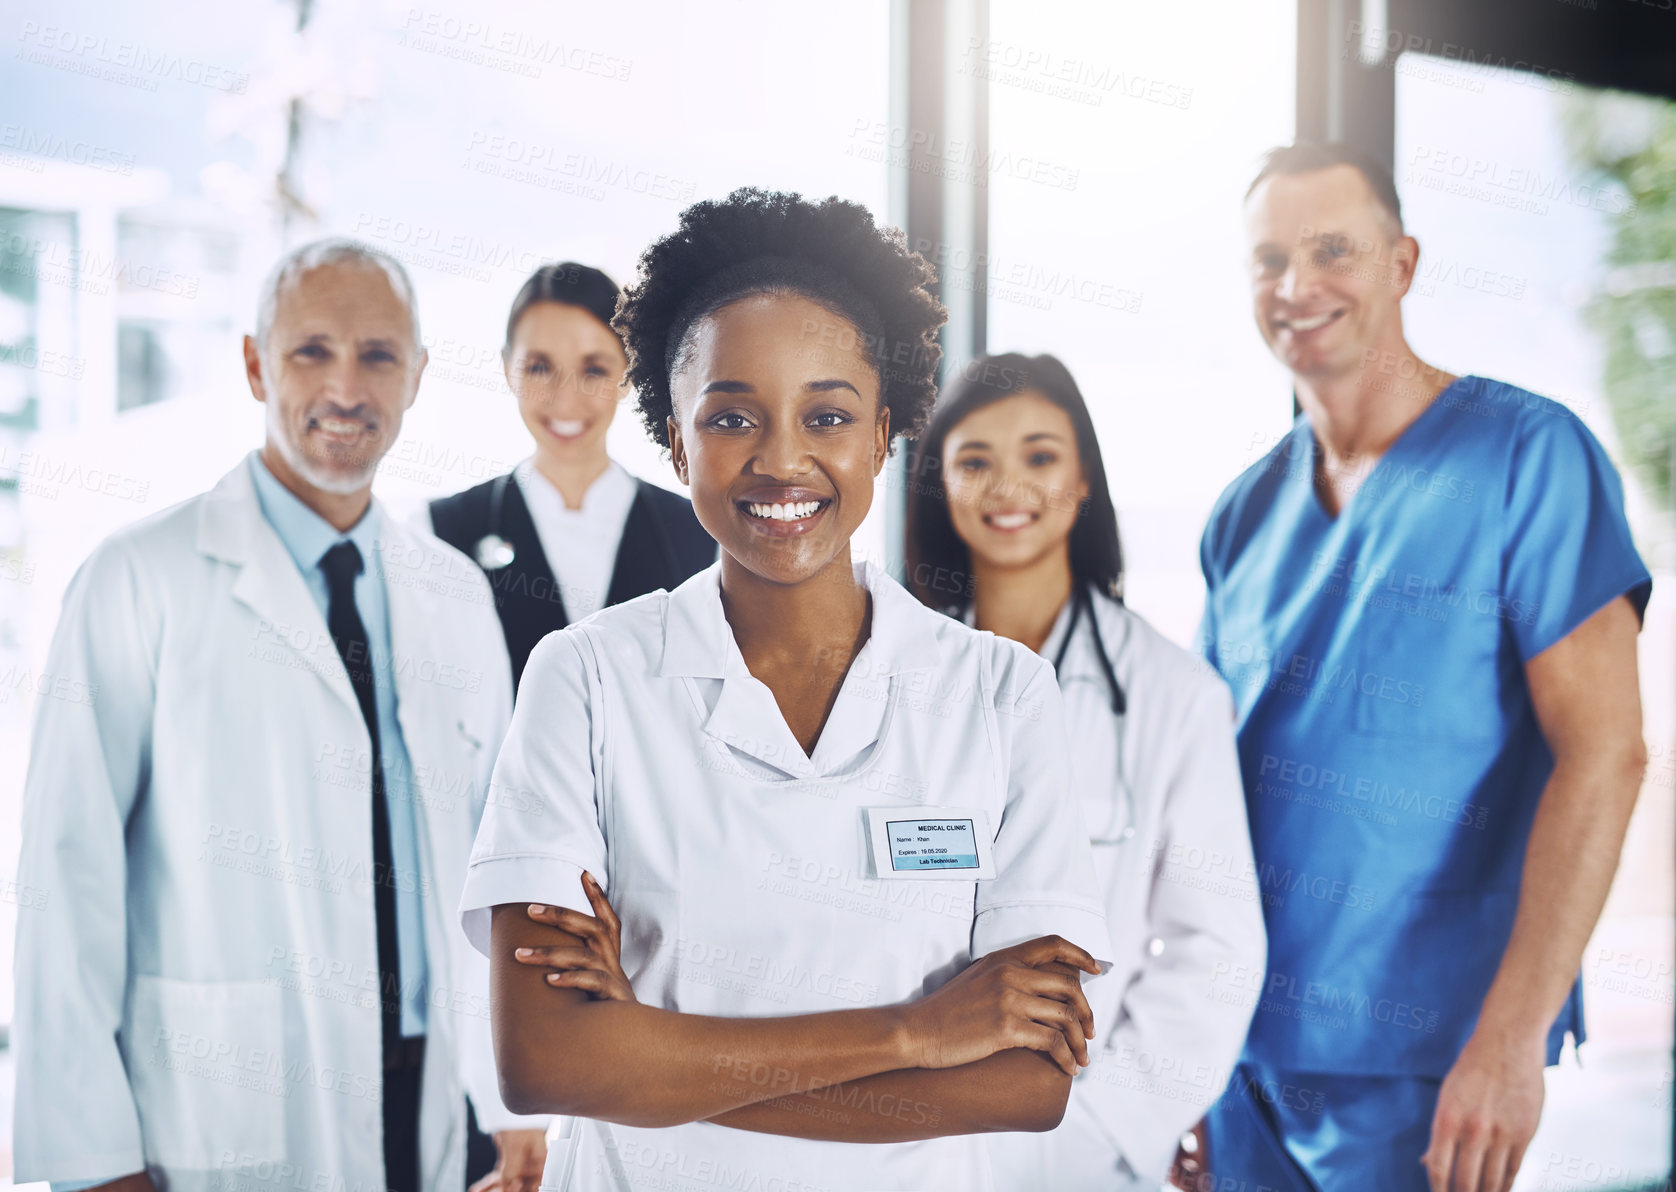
[613,187,946,451]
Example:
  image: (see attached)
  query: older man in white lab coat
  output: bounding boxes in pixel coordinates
[13,240,548,1192]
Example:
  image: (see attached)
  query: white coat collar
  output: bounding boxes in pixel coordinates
[657,558,939,779]
[959,583,1130,684]
[1039,585,1132,684]
[659,557,940,680]
[194,457,380,721]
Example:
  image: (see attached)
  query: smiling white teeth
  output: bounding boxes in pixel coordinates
[1288,311,1336,331]
[547,419,585,437]
[989,512,1032,529]
[746,500,823,521]
[318,418,363,435]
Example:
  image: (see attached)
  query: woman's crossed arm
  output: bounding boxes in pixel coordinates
[487,878,1098,1139]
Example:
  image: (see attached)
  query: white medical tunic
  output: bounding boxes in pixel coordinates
[984,589,1265,1189]
[460,559,1112,1192]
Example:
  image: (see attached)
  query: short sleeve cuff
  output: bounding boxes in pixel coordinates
[971,898,1114,975]
[458,853,597,956]
[1520,568,1653,661]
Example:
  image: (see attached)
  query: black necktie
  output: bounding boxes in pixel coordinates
[319,541,403,1061]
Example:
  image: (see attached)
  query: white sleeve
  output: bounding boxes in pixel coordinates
[402,498,442,537]
[13,540,153,1182]
[451,597,551,1135]
[971,653,1113,970]
[1078,679,1266,1182]
[458,628,609,956]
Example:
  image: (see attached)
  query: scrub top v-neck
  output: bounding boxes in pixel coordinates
[460,558,1112,1192]
[1295,377,1456,528]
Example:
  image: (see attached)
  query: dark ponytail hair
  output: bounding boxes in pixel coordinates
[504,262,623,349]
[904,351,1123,612]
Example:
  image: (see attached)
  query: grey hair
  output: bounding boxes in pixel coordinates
[254,237,422,352]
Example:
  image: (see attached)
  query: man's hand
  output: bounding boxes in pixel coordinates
[1422,1029,1545,1192]
[468,1129,548,1192]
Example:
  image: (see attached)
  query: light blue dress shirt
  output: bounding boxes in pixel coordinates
[247,449,429,1038]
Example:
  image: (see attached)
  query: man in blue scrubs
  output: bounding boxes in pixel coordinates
[1198,143,1652,1192]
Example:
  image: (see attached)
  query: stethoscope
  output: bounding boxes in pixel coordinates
[1048,583,1135,844]
[473,473,518,571]
[1051,582,1127,716]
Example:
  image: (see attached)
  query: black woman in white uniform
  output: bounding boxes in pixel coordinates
[458,193,1116,1191]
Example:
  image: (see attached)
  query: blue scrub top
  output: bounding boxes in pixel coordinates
[1198,376,1651,1077]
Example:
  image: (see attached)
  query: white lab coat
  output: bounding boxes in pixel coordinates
[13,458,536,1191]
[986,589,1267,1190]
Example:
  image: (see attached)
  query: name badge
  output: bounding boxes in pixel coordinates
[865,805,996,881]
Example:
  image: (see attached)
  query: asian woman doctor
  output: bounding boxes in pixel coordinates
[905,353,1268,1190]
[458,192,1114,1191]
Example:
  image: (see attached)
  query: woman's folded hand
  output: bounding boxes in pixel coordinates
[514,871,638,1004]
[899,935,1099,1076]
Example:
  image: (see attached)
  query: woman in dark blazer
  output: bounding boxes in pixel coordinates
[429,262,716,690]
[432,261,714,1185]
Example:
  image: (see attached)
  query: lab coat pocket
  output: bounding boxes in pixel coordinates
[128,976,286,1168]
